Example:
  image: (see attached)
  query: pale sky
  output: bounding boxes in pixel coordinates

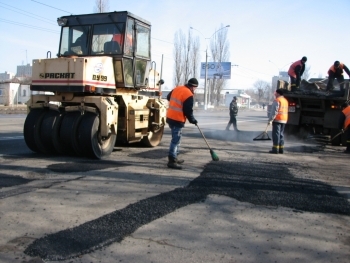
[1,0,349,90]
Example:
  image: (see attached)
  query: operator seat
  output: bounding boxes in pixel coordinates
[104,41,121,54]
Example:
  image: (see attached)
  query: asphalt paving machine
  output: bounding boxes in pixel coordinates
[276,79,350,145]
[24,11,167,159]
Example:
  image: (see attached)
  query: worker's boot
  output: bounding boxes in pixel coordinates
[167,156,182,169]
[344,146,350,154]
[176,156,184,164]
[279,147,284,154]
[269,147,278,154]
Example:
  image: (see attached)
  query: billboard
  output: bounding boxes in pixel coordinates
[200,62,231,79]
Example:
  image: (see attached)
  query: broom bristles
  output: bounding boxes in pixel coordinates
[253,132,271,141]
[210,149,219,161]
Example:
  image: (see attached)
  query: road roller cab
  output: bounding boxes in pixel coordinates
[24,11,166,159]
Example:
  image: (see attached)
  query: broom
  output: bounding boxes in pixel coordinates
[195,124,219,161]
[331,126,348,141]
[253,123,271,141]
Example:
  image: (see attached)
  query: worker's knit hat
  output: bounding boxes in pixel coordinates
[276,89,284,95]
[188,78,199,87]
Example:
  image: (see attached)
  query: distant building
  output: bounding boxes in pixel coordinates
[0,82,31,106]
[0,71,15,81]
[272,71,289,91]
[16,64,32,78]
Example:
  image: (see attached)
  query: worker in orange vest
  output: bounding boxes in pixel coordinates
[166,78,198,169]
[267,89,289,154]
[288,56,307,91]
[326,61,350,94]
[338,102,350,153]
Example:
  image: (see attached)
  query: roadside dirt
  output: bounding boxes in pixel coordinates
[0,106,27,114]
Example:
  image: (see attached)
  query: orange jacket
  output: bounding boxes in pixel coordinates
[327,62,350,76]
[342,106,350,129]
[274,96,289,123]
[288,60,304,78]
[167,86,193,123]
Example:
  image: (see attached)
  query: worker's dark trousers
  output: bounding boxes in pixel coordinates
[272,122,285,153]
[226,115,238,131]
[346,129,350,152]
[290,76,300,91]
[327,74,344,93]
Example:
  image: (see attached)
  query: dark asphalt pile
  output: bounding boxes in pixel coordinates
[0,173,33,188]
[25,160,350,261]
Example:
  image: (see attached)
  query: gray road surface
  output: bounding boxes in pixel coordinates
[0,109,349,263]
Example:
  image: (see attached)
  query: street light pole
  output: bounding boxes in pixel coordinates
[190,25,230,110]
[204,49,208,110]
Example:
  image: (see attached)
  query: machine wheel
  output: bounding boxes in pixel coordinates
[59,112,84,156]
[330,129,341,146]
[141,126,164,147]
[77,112,116,159]
[52,113,66,154]
[23,109,46,153]
[34,109,60,154]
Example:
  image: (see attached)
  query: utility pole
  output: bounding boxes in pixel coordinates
[191,25,230,110]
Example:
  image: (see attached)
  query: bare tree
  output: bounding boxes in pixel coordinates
[94,0,110,13]
[173,30,185,87]
[173,29,200,87]
[208,24,230,106]
[253,80,270,104]
[191,37,200,78]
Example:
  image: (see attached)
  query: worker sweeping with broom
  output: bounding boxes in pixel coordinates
[267,89,289,154]
[166,78,199,169]
[166,78,219,169]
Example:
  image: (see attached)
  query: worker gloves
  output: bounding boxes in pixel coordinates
[189,119,198,125]
[268,121,272,125]
[340,128,345,134]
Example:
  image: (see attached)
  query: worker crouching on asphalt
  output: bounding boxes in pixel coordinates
[339,102,350,153]
[225,96,239,131]
[166,78,199,169]
[326,61,350,95]
[268,89,289,154]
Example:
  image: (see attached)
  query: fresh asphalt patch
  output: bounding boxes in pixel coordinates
[25,160,350,261]
[0,173,33,188]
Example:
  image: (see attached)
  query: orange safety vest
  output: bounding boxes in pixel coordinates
[288,60,303,78]
[167,86,193,123]
[274,96,288,123]
[328,63,345,75]
[342,106,350,129]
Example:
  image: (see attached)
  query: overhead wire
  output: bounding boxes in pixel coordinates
[0,2,56,25]
[0,18,59,34]
[30,0,73,14]
[237,65,273,77]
